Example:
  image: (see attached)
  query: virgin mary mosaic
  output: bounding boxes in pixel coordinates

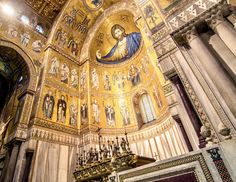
[96,24,142,64]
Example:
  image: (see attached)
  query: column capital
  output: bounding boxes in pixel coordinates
[185,27,199,44]
[206,11,224,30]
[170,74,181,86]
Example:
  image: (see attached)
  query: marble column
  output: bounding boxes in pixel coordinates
[206,12,236,82]
[185,27,236,119]
[206,33,236,82]
[4,142,21,182]
[170,75,206,148]
[173,115,193,152]
[0,149,10,182]
[206,12,236,57]
[22,151,34,182]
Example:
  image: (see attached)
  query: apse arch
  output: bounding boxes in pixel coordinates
[79,1,140,63]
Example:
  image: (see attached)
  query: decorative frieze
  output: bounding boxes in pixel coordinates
[152,25,170,43]
[32,118,78,135]
[168,0,223,31]
[118,152,214,182]
[163,82,174,95]
[29,127,77,146]
[154,36,177,58]
[78,116,174,147]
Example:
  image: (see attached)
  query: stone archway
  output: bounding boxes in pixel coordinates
[0,39,37,91]
[0,39,38,181]
[0,39,38,125]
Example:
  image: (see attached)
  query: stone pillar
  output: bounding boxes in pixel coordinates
[185,27,236,119]
[0,149,10,182]
[206,12,236,57]
[4,142,21,182]
[206,33,236,82]
[170,75,206,148]
[206,12,236,82]
[173,115,193,152]
[21,151,34,182]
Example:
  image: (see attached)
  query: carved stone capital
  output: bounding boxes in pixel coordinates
[206,11,224,30]
[185,27,199,44]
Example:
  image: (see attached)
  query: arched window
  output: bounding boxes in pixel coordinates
[36,24,44,34]
[20,15,30,25]
[139,94,156,123]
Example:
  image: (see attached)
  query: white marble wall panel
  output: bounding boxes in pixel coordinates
[144,140,152,157]
[175,123,189,153]
[165,131,177,156]
[67,146,76,182]
[170,127,185,154]
[28,140,76,182]
[58,145,69,182]
[155,136,166,159]
[149,138,159,160]
[32,141,50,182]
[45,143,60,182]
[160,134,172,158]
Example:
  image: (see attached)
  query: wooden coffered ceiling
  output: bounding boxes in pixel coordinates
[24,0,68,23]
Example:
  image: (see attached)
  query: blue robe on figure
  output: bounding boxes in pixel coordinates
[96,32,142,64]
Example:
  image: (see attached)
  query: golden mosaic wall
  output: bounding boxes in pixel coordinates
[0,0,171,134]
